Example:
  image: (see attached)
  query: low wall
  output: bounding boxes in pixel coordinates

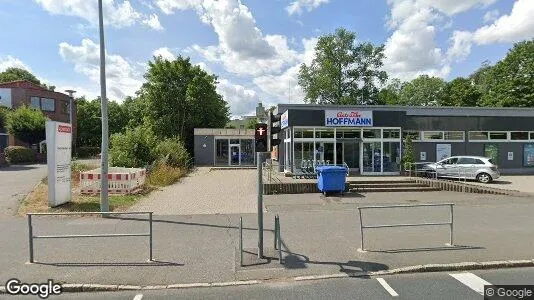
[413,178,514,195]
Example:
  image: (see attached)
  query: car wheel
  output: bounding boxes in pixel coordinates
[476,172,492,183]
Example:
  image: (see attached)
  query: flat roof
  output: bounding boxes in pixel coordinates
[276,104,534,117]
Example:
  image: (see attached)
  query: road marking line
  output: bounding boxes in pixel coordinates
[133,294,143,300]
[450,272,491,295]
[376,278,399,297]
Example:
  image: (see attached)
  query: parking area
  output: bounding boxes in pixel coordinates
[467,175,534,194]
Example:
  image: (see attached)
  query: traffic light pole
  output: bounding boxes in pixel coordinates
[257,151,264,259]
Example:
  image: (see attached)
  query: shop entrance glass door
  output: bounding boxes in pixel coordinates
[229,144,240,166]
[343,142,359,171]
[362,142,382,174]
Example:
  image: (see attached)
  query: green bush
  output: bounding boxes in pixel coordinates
[4,146,36,164]
[154,137,190,168]
[109,126,157,168]
[401,135,415,171]
[146,162,186,186]
[75,146,100,158]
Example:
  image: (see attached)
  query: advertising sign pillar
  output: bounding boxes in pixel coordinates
[45,121,72,207]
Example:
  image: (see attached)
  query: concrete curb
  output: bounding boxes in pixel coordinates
[1,260,532,294]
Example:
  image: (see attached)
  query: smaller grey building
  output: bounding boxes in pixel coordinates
[194,128,255,166]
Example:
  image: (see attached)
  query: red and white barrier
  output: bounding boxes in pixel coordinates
[80,167,146,195]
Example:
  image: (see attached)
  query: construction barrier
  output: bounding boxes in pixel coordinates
[80,167,146,195]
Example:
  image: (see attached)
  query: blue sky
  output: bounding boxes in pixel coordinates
[0,0,532,116]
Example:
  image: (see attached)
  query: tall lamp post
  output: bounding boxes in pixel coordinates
[98,0,109,213]
[64,90,76,125]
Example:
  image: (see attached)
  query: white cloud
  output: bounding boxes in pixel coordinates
[286,0,329,16]
[483,9,499,23]
[444,0,534,62]
[217,78,259,117]
[447,30,474,62]
[417,0,497,15]
[152,47,176,60]
[473,0,534,44]
[0,56,32,72]
[383,0,449,80]
[34,0,164,30]
[142,14,164,30]
[59,39,143,100]
[155,0,202,14]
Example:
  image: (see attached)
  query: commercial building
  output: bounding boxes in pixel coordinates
[194,104,534,175]
[0,80,77,152]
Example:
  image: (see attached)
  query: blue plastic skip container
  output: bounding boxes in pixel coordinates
[316,166,348,194]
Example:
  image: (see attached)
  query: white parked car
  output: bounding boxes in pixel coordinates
[422,156,500,183]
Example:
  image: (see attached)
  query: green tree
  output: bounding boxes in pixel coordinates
[246,118,258,129]
[0,68,41,85]
[469,60,493,96]
[0,106,8,129]
[6,105,46,145]
[76,97,101,147]
[398,75,447,106]
[110,125,157,168]
[401,135,415,172]
[377,78,403,105]
[442,77,481,106]
[122,96,147,128]
[140,56,230,153]
[479,40,534,107]
[298,27,388,105]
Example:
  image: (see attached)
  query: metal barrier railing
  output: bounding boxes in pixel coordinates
[27,211,153,263]
[357,203,454,252]
[274,214,282,264]
[405,163,468,182]
[238,215,282,266]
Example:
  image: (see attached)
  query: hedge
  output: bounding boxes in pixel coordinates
[75,146,100,158]
[4,146,36,164]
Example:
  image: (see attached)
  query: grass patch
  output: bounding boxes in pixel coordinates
[146,163,187,187]
[19,160,186,214]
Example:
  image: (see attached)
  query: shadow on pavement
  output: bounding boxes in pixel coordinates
[490,180,512,185]
[282,251,389,273]
[33,260,183,267]
[365,244,485,253]
[1,165,41,171]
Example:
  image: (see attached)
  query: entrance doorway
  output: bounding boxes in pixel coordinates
[215,138,255,166]
[229,144,240,165]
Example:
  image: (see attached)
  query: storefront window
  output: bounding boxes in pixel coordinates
[240,139,254,165]
[303,129,314,138]
[524,144,534,167]
[383,129,400,139]
[511,132,529,140]
[363,129,381,139]
[383,142,401,172]
[489,132,507,140]
[444,131,465,141]
[402,131,420,141]
[315,129,334,138]
[423,131,443,140]
[215,139,229,165]
[341,129,361,139]
[469,131,489,140]
[530,132,534,140]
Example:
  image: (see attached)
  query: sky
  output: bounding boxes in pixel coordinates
[0,0,533,117]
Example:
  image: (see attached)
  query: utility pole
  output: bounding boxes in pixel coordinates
[98,0,109,213]
[65,90,76,125]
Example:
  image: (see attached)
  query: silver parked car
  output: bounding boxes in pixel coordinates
[423,156,500,183]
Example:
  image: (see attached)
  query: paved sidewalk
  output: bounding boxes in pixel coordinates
[1,192,534,286]
[129,168,258,215]
[468,175,534,194]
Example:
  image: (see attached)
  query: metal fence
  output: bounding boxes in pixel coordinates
[238,215,282,267]
[357,203,454,252]
[405,162,468,182]
[27,211,153,263]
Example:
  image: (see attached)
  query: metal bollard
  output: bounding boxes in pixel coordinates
[449,205,454,246]
[149,212,153,261]
[277,215,282,264]
[274,215,279,250]
[239,217,243,267]
[28,214,34,263]
[358,208,364,251]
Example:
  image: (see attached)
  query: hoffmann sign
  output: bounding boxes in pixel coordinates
[325,110,373,127]
[46,121,72,207]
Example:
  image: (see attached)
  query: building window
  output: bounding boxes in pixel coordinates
[315,129,334,138]
[383,129,400,139]
[423,131,443,140]
[469,131,489,140]
[41,98,55,111]
[531,132,534,140]
[30,97,40,109]
[340,129,361,139]
[363,129,381,139]
[489,132,507,140]
[402,131,420,141]
[443,131,465,141]
[511,131,529,140]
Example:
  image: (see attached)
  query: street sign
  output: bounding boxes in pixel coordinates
[255,123,268,152]
[46,121,72,207]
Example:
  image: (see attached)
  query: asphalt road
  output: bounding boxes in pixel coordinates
[0,164,47,218]
[11,267,534,300]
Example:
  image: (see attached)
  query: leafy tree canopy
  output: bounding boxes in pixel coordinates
[397,75,447,106]
[6,105,46,145]
[298,27,388,105]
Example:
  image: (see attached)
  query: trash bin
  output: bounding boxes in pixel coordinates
[316,166,348,195]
